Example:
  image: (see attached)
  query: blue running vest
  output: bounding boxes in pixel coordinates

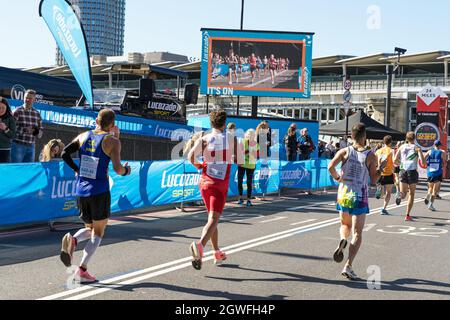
[427,149,443,178]
[76,131,111,197]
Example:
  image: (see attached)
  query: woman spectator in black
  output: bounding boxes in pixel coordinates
[0,97,17,163]
[285,126,298,161]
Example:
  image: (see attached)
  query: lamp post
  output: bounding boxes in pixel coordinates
[386,47,406,127]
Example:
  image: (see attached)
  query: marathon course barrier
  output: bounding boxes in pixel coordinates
[0,159,337,227]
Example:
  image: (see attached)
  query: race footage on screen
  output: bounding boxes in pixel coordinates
[208,39,304,91]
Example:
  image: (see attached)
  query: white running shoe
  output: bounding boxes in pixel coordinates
[342,265,359,280]
[428,204,437,212]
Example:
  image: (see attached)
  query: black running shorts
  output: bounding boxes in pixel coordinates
[378,174,395,186]
[400,170,419,185]
[427,175,443,183]
[77,192,111,224]
[394,166,401,174]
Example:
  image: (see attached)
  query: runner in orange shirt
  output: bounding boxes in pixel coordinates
[375,136,395,215]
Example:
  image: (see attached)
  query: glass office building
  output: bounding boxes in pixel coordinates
[56,0,126,66]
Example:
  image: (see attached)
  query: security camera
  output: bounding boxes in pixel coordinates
[394,47,407,55]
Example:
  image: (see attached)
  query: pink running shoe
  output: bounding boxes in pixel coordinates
[189,241,204,270]
[60,233,77,267]
[214,250,227,266]
[75,267,97,283]
[405,215,413,222]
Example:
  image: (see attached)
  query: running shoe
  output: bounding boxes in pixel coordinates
[60,233,77,267]
[246,200,253,207]
[189,241,204,271]
[214,250,228,266]
[381,209,389,216]
[333,239,348,263]
[375,186,382,199]
[424,194,430,205]
[436,194,442,200]
[428,204,437,212]
[405,215,413,222]
[395,192,402,206]
[237,199,244,205]
[342,265,359,280]
[74,267,97,283]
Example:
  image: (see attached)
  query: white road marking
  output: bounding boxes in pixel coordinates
[288,201,336,211]
[290,219,318,226]
[246,70,288,88]
[260,217,287,224]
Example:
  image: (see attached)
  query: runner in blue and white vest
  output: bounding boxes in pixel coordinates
[424,140,447,211]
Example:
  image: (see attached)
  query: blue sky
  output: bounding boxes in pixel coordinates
[2,0,449,68]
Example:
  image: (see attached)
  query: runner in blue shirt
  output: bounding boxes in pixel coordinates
[424,140,447,211]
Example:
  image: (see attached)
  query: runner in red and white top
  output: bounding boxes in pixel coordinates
[188,109,237,270]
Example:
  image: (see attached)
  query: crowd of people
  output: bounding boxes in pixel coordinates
[211,49,290,85]
[317,136,349,159]
[284,123,316,161]
[0,91,64,164]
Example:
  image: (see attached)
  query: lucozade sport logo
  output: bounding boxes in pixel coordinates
[415,122,440,151]
[52,5,82,58]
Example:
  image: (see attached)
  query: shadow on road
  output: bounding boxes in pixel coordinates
[204,264,450,297]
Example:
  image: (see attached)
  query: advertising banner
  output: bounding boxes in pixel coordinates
[0,159,336,227]
[39,0,94,106]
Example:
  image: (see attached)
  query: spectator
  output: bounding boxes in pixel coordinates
[298,128,315,160]
[325,140,336,158]
[40,139,65,162]
[256,121,271,158]
[237,129,259,207]
[0,97,17,163]
[340,135,348,148]
[335,142,341,153]
[285,126,298,161]
[227,122,236,134]
[318,141,326,158]
[11,90,43,163]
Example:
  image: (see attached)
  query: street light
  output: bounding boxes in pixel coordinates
[385,47,407,127]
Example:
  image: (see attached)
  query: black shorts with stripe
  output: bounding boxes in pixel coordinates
[77,191,111,224]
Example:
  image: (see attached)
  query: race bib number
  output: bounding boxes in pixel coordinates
[429,162,440,173]
[80,155,99,179]
[206,163,227,180]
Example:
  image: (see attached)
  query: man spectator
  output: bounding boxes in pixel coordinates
[326,140,336,158]
[340,136,348,148]
[11,90,43,163]
[298,128,315,160]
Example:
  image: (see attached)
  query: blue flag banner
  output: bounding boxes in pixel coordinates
[0,159,337,227]
[39,0,93,107]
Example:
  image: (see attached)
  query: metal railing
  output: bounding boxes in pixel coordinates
[310,77,450,92]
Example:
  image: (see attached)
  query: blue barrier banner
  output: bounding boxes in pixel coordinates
[8,99,194,141]
[188,115,320,160]
[39,0,94,107]
[0,159,337,226]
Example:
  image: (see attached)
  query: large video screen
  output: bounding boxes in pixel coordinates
[200,29,314,98]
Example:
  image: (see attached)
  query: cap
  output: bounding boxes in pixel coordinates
[434,140,442,146]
